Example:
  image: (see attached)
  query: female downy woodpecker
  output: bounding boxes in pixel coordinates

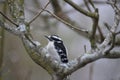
[45,35,68,63]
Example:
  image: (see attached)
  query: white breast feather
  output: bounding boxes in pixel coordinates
[46,42,61,62]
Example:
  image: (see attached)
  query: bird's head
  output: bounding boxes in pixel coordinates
[45,35,62,43]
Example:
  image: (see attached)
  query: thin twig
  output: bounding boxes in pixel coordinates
[84,45,87,53]
[64,0,97,18]
[88,0,96,9]
[90,8,99,48]
[0,11,18,26]
[84,0,104,43]
[104,22,111,32]
[98,26,104,42]
[84,0,91,12]
[105,0,120,53]
[51,0,90,39]
[28,1,51,24]
[44,9,89,33]
[84,0,99,48]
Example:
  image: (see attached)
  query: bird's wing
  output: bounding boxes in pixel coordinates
[54,42,68,63]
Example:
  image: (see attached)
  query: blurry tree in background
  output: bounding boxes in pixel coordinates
[0,0,120,80]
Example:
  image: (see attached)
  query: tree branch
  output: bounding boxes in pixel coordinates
[28,1,51,25]
[0,11,18,26]
[90,8,99,48]
[0,21,23,36]
[64,0,98,18]
[64,49,120,75]
[43,10,89,34]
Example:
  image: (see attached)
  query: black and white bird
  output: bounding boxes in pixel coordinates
[45,35,68,63]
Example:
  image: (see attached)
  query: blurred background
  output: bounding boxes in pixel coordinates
[0,0,120,80]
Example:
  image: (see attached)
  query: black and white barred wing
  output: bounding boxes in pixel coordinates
[54,42,68,63]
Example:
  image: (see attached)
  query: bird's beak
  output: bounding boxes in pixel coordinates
[44,35,51,40]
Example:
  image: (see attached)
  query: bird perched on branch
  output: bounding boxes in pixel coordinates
[45,35,68,63]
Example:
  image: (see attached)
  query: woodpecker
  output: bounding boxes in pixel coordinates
[45,35,68,63]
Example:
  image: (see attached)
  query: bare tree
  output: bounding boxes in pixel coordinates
[0,0,120,80]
